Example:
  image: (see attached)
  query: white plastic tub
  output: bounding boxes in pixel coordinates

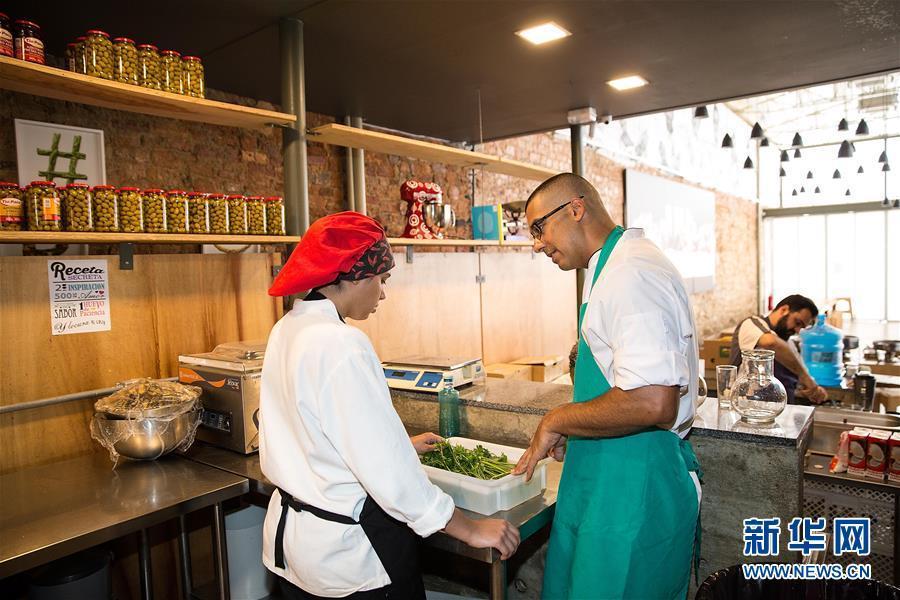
[422,437,550,515]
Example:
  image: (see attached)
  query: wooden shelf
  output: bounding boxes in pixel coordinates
[0,231,300,245]
[309,123,557,182]
[387,237,533,248]
[0,56,296,130]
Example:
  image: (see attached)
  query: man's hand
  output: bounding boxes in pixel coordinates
[799,377,829,404]
[410,432,443,455]
[512,408,565,482]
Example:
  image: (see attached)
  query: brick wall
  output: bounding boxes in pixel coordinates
[1,89,756,336]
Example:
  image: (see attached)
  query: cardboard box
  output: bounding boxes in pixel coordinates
[866,429,891,480]
[512,355,568,383]
[889,432,900,483]
[848,428,871,477]
[485,363,532,381]
[701,337,733,368]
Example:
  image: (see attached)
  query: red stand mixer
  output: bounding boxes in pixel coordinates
[401,180,456,239]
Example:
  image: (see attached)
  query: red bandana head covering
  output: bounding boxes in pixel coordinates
[268,212,394,296]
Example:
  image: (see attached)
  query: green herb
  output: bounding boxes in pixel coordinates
[421,441,515,480]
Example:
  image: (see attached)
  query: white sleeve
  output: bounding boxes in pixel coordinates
[317,349,455,537]
[592,266,693,391]
[738,318,769,352]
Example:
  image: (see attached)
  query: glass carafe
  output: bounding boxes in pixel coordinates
[733,350,787,424]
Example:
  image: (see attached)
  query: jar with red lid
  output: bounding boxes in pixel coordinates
[264,196,285,235]
[118,187,143,232]
[137,44,161,89]
[207,194,229,234]
[84,30,113,79]
[160,50,184,94]
[246,196,267,235]
[25,181,61,232]
[182,56,205,98]
[91,185,119,232]
[187,192,209,234]
[142,189,167,233]
[63,183,92,232]
[73,36,87,74]
[166,190,188,233]
[14,20,44,64]
[113,37,138,84]
[0,13,12,58]
[65,43,78,72]
[227,195,247,234]
[0,182,24,231]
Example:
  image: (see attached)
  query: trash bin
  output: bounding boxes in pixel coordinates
[226,504,274,600]
[695,565,900,600]
[28,548,111,600]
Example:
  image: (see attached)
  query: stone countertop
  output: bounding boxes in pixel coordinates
[692,400,814,448]
[390,377,573,415]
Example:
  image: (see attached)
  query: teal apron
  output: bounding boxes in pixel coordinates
[542,226,702,600]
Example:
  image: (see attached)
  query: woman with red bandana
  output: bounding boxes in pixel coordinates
[260,212,519,599]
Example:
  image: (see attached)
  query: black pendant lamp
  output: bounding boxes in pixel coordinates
[884,163,892,172]
[806,170,814,179]
[858,165,865,174]
[845,189,851,196]
[794,148,802,158]
[743,156,754,169]
[833,169,841,179]
[800,186,806,193]
[760,137,770,147]
[750,122,764,139]
[694,106,709,118]
[856,119,869,135]
[814,186,821,194]
[883,196,891,207]
[721,134,733,148]
[838,140,853,158]
[792,188,798,196]
[792,132,803,147]
[894,199,900,208]
[780,150,790,162]
[878,150,888,163]
[838,118,849,131]
[779,166,786,177]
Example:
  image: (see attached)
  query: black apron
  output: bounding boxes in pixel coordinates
[273,488,425,600]
[731,316,802,405]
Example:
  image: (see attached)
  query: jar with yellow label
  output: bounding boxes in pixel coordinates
[264,196,286,235]
[246,196,267,235]
[182,56,205,98]
[0,182,24,231]
[91,185,119,232]
[63,183,92,232]
[25,181,61,232]
[187,192,209,234]
[142,189,167,233]
[84,30,113,80]
[166,190,189,233]
[137,44,161,90]
[207,194,229,234]
[227,195,247,234]
[113,37,138,85]
[118,187,143,232]
[160,50,184,94]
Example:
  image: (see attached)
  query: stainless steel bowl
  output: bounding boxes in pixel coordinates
[92,409,200,460]
[423,202,456,231]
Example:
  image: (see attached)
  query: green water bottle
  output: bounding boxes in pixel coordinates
[438,374,460,438]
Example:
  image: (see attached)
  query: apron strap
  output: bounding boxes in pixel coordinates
[273,488,358,569]
[679,439,704,585]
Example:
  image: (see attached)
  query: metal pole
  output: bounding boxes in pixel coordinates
[138,528,154,600]
[344,116,356,212]
[212,503,230,600]
[570,123,586,310]
[178,515,193,600]
[351,116,367,215]
[280,18,310,234]
[490,557,507,600]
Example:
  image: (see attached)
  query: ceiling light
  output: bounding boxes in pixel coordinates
[750,123,764,139]
[607,75,649,91]
[779,167,786,177]
[814,186,821,194]
[878,150,888,163]
[743,156,754,169]
[780,150,790,162]
[883,196,891,207]
[721,134,733,148]
[806,170,814,179]
[760,137,769,147]
[516,22,572,45]
[845,189,851,196]
[855,119,869,135]
[894,199,900,208]
[792,132,803,147]
[833,169,841,179]
[884,163,892,172]
[858,165,864,174]
[794,148,802,158]
[838,118,849,131]
[800,186,806,193]
[694,106,709,118]
[838,140,853,158]
[792,189,798,196]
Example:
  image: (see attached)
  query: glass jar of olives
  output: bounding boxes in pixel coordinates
[137,44,161,90]
[63,183,92,232]
[160,50,184,94]
[182,56,205,98]
[74,36,87,73]
[207,194,229,234]
[245,196,267,235]
[65,42,79,73]
[118,187,143,232]
[0,182,24,231]
[264,196,286,235]
[142,189,167,233]
[226,195,247,234]
[113,37,138,85]
[84,30,114,80]
[91,185,119,232]
[187,192,209,234]
[25,181,61,232]
[166,190,189,233]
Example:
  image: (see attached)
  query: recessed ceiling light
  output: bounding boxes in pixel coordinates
[516,22,571,45]
[607,75,649,91]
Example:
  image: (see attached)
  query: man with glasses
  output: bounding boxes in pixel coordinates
[513,172,701,600]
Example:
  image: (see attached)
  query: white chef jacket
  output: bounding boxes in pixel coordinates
[259,298,455,597]
[580,228,702,502]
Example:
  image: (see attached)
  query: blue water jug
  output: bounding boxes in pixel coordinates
[800,314,843,386]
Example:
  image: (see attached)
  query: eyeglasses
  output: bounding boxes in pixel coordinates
[529,196,583,240]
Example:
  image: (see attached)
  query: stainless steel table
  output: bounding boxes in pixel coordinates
[184,442,559,600]
[0,452,249,599]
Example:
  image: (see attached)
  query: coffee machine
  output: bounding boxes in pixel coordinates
[401,180,455,239]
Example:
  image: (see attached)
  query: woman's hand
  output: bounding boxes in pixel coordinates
[410,432,443,454]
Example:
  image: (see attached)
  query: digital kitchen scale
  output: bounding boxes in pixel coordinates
[382,356,484,392]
